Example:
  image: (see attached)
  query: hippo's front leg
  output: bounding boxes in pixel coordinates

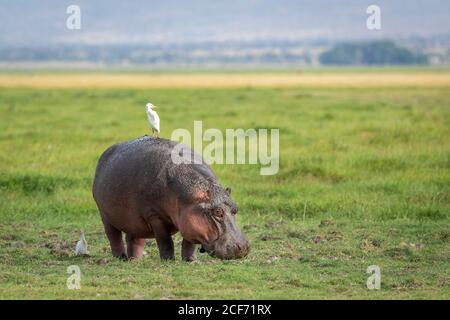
[181,239,197,262]
[149,219,175,260]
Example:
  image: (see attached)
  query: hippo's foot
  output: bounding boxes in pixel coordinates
[113,252,128,260]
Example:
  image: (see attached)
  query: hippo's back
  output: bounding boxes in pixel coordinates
[93,136,177,203]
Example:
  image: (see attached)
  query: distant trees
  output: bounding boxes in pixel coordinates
[0,40,430,66]
[319,40,428,65]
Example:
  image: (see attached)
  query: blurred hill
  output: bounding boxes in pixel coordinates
[2,37,449,68]
[1,0,450,67]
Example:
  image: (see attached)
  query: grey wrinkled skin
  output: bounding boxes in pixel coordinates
[92,135,249,261]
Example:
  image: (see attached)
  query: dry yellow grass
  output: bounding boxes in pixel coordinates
[0,72,450,89]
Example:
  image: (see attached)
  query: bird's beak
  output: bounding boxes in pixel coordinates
[152,105,158,109]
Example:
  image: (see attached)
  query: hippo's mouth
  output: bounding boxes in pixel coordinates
[198,240,250,260]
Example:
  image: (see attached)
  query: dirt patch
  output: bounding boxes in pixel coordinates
[319,220,334,227]
[360,238,382,251]
[434,230,450,242]
[260,235,283,241]
[391,278,423,290]
[43,240,74,257]
[325,231,344,241]
[265,221,287,229]
[39,230,59,238]
[287,231,307,240]
[399,241,424,250]
[96,258,110,265]
[266,256,280,263]
[1,234,19,241]
[8,241,26,248]
[243,224,258,231]
[384,247,418,261]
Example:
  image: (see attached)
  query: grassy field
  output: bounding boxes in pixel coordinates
[0,70,449,299]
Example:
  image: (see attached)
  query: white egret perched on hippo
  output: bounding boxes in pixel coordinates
[146,102,160,137]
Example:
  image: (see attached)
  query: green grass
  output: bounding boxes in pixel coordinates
[0,78,449,299]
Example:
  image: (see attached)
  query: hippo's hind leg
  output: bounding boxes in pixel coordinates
[125,234,146,259]
[101,216,127,260]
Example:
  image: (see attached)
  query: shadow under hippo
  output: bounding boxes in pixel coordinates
[92,136,250,261]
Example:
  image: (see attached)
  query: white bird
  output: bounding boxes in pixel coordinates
[146,102,160,137]
[75,230,88,256]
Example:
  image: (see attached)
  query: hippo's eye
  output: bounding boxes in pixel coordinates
[214,208,224,219]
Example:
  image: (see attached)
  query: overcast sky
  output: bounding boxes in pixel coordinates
[1,0,449,46]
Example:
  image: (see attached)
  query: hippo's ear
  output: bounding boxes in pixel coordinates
[225,187,232,195]
[192,189,210,203]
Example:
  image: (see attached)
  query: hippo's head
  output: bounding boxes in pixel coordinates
[178,187,250,260]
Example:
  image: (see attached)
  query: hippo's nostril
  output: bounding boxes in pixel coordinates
[235,243,249,258]
[240,243,250,257]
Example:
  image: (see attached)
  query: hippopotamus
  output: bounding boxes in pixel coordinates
[92,136,249,261]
